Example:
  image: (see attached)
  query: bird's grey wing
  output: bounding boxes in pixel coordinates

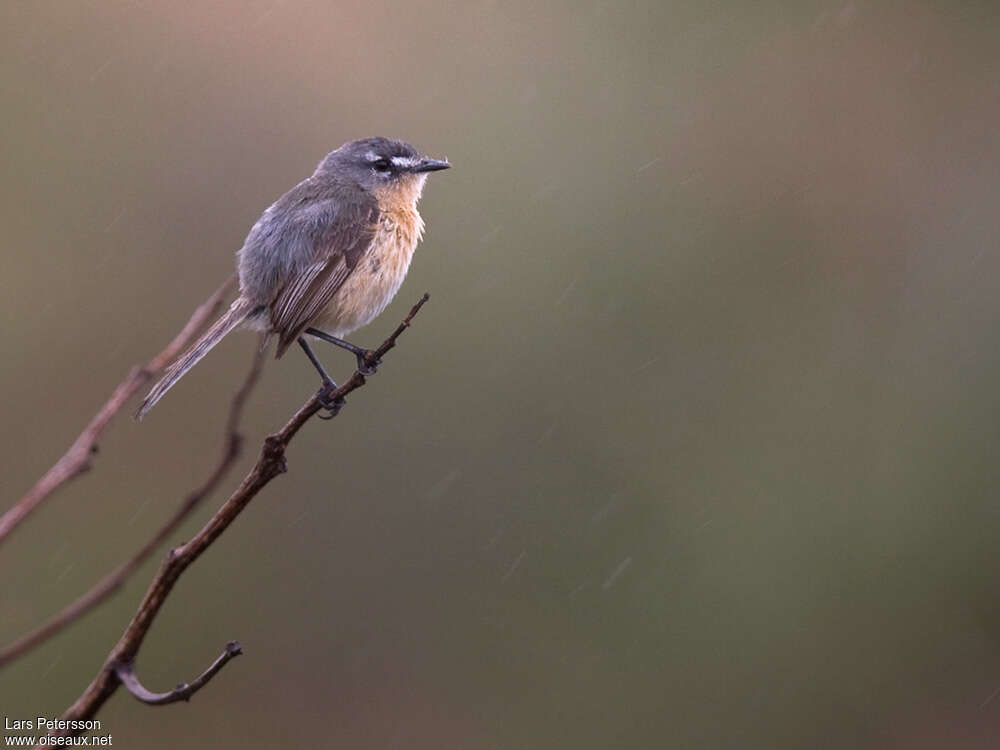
[270,191,379,357]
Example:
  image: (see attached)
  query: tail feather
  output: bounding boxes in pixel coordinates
[135,297,256,420]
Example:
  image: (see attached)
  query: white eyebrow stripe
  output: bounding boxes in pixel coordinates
[391,156,419,168]
[365,151,381,162]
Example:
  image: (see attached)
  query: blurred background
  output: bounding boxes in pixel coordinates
[3,1,1000,747]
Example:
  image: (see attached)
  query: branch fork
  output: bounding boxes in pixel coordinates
[113,642,243,706]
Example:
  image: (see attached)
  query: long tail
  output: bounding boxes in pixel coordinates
[135,297,257,420]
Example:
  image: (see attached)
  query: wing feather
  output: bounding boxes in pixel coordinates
[268,191,379,357]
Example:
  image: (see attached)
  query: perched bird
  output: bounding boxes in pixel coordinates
[136,137,450,419]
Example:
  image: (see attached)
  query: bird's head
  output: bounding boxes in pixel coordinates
[318,137,450,205]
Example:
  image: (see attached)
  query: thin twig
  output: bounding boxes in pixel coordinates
[0,344,265,669]
[0,276,237,546]
[114,642,243,705]
[43,294,430,743]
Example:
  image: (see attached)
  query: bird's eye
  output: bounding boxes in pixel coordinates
[372,158,391,173]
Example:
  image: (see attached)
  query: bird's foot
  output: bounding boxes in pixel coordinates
[316,379,346,420]
[355,350,382,376]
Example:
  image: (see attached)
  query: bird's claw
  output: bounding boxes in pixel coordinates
[316,381,346,419]
[356,351,382,376]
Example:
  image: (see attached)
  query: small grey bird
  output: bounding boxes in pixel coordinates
[136,137,450,419]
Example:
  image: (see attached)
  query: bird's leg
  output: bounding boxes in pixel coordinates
[297,337,345,419]
[304,327,380,376]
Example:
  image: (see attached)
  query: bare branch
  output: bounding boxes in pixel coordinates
[113,642,243,705]
[0,276,237,546]
[0,344,265,669]
[43,294,431,743]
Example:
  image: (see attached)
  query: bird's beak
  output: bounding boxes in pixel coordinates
[411,157,451,173]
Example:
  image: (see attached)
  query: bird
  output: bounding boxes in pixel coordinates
[136,137,450,420]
